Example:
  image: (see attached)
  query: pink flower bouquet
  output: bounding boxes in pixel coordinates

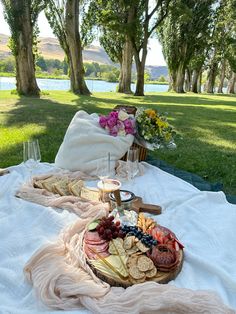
[99,110,136,137]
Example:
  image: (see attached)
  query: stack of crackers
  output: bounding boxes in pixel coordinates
[107,235,157,284]
[34,175,100,201]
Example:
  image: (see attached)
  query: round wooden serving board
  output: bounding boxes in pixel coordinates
[87,250,184,288]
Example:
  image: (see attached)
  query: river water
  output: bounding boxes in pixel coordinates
[0,77,169,93]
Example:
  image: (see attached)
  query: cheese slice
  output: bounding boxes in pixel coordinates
[91,255,129,280]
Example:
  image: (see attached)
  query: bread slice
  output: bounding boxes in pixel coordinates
[68,180,84,197]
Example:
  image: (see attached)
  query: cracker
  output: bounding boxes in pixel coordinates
[52,178,70,196]
[69,180,84,197]
[41,176,60,192]
[109,238,125,255]
[137,255,154,272]
[130,276,146,284]
[123,236,135,250]
[126,245,139,255]
[129,265,145,280]
[136,241,150,253]
[127,255,138,268]
[80,187,100,201]
[33,179,45,189]
[145,266,157,278]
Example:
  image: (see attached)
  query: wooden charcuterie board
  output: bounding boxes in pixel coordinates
[87,250,183,288]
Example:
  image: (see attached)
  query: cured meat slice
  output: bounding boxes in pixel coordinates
[84,244,110,260]
[84,238,107,245]
[85,242,109,253]
[84,231,104,243]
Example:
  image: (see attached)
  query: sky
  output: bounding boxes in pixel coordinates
[0,4,166,66]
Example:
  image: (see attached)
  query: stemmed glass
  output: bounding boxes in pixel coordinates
[96,153,111,201]
[127,146,139,181]
[23,139,41,179]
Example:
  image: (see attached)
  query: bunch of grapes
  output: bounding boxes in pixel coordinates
[96,216,125,240]
[121,225,158,248]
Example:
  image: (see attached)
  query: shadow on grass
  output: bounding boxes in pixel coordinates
[126,93,236,109]
[1,92,236,194]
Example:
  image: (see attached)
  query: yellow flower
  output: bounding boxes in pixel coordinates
[156,117,169,129]
[165,133,171,141]
[145,109,156,119]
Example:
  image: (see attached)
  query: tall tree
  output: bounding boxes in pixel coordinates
[130,0,171,96]
[205,0,236,94]
[45,0,90,95]
[158,0,215,93]
[1,0,43,96]
[84,0,134,94]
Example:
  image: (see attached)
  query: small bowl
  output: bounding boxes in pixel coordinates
[97,179,121,192]
[109,190,135,211]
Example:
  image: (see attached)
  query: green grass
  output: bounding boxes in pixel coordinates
[0,90,236,195]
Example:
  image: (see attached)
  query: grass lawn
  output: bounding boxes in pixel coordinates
[0,90,236,195]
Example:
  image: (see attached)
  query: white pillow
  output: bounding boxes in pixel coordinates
[55,110,134,175]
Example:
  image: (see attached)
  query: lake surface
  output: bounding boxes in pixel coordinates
[0,76,169,93]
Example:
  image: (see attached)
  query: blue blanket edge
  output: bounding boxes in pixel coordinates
[146,156,236,205]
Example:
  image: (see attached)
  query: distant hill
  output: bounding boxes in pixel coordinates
[146,65,168,80]
[0,33,114,65]
[0,33,168,79]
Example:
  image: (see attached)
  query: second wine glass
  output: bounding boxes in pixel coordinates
[126,146,139,180]
[23,139,41,175]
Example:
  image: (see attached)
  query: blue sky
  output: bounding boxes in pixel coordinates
[0,3,166,66]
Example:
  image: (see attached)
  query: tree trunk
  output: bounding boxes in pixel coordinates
[118,36,133,94]
[206,61,218,93]
[184,68,191,92]
[118,5,134,94]
[65,0,90,95]
[197,71,202,93]
[134,57,146,96]
[14,3,40,96]
[173,63,185,93]
[168,73,175,91]
[227,72,236,94]
[191,70,198,93]
[217,59,226,93]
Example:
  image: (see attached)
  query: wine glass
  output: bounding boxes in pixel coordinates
[96,154,111,201]
[127,146,139,180]
[23,139,41,177]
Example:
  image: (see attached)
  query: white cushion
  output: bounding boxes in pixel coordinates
[55,110,134,175]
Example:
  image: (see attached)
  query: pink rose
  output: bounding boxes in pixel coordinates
[107,117,117,128]
[125,127,135,135]
[99,116,107,128]
[117,120,125,130]
[123,119,133,129]
[108,111,119,119]
[109,125,118,136]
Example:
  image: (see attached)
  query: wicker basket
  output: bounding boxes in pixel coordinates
[112,105,147,162]
[121,143,147,162]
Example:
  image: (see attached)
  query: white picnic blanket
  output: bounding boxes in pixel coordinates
[0,161,236,313]
[55,110,134,175]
